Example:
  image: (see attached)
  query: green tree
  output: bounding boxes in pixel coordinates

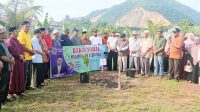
[177,19,193,35]
[0,0,42,27]
[190,26,200,36]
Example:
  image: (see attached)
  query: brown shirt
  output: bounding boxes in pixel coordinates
[102,37,108,45]
[81,37,91,45]
[169,36,184,59]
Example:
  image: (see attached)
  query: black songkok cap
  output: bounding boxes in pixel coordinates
[9,27,17,32]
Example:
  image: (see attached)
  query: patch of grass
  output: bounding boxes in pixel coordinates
[1,72,200,112]
[163,79,181,90]
[195,95,200,101]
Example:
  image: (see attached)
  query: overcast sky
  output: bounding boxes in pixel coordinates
[1,0,200,21]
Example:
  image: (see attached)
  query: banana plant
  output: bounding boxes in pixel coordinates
[124,26,132,38]
[104,24,117,33]
[145,20,163,41]
[35,13,53,28]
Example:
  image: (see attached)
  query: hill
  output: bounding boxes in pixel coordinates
[85,0,200,28]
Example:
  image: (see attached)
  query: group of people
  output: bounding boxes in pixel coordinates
[51,26,199,84]
[0,21,52,109]
[0,20,200,109]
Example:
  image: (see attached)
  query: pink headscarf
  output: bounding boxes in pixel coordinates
[191,37,200,66]
[194,37,200,45]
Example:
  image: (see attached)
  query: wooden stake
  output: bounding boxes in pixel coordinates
[101,65,104,74]
[116,64,121,90]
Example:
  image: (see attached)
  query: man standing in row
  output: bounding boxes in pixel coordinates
[44,28,52,83]
[117,34,129,72]
[44,28,53,50]
[18,21,35,90]
[60,28,73,46]
[6,27,25,99]
[129,31,140,73]
[168,28,184,81]
[81,30,91,45]
[52,29,61,46]
[70,28,81,46]
[89,29,102,45]
[0,26,15,104]
[102,32,109,45]
[107,31,118,71]
[140,30,153,77]
[39,28,50,85]
[32,29,44,88]
[153,30,166,78]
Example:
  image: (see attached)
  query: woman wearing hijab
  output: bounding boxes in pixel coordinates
[183,33,194,82]
[190,37,200,84]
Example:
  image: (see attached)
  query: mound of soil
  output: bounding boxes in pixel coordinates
[90,72,137,89]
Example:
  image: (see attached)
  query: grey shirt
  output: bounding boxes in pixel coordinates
[53,37,61,46]
[70,36,82,46]
[117,39,129,56]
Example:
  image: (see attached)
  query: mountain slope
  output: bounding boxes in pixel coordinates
[116,7,171,27]
[85,0,200,27]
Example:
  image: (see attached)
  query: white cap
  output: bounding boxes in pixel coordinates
[116,33,120,36]
[0,25,6,34]
[53,30,59,34]
[143,30,149,34]
[132,30,137,34]
[185,33,194,38]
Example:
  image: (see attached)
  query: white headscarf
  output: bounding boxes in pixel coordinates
[184,33,194,53]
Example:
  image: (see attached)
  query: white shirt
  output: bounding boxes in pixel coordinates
[57,65,61,73]
[129,37,140,57]
[32,36,43,63]
[107,36,118,52]
[140,37,153,58]
[89,36,102,45]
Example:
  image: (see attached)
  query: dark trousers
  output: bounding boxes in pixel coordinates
[33,63,44,87]
[164,57,169,72]
[0,71,10,103]
[24,60,32,88]
[107,51,118,71]
[168,58,181,78]
[43,62,49,81]
[47,62,50,79]
[192,63,199,84]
